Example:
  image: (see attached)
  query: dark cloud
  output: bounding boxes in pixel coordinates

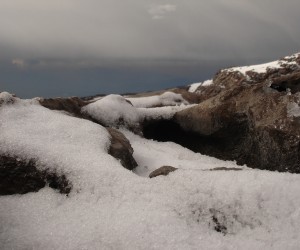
[0,0,299,97]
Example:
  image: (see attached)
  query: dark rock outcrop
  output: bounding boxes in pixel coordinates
[107,128,138,170]
[39,97,87,118]
[149,166,177,178]
[174,54,300,173]
[0,155,71,195]
[144,54,300,173]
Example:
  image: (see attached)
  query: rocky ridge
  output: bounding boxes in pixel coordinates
[173,53,300,172]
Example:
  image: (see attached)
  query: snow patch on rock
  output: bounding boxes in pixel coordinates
[127,91,188,108]
[226,53,299,76]
[82,94,140,127]
[83,94,194,128]
[287,102,300,118]
[189,79,213,92]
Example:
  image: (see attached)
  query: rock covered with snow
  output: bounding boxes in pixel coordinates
[2,79,300,248]
[174,53,300,173]
[0,92,17,105]
[127,91,189,108]
[82,92,194,133]
[188,79,214,93]
[82,94,140,130]
[0,94,139,195]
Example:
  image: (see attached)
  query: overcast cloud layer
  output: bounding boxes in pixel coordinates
[1,0,300,97]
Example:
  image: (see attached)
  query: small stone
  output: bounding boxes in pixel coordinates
[149,166,177,178]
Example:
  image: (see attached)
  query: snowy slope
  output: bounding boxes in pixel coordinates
[226,53,300,76]
[1,92,300,249]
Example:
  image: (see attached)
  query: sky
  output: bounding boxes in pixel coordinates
[0,0,300,98]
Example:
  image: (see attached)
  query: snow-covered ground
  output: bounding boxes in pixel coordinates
[226,53,300,76]
[1,92,300,249]
[122,129,245,177]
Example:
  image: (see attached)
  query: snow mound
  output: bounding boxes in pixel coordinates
[0,92,17,105]
[188,79,213,92]
[0,96,126,192]
[83,94,194,128]
[127,91,188,108]
[82,94,140,127]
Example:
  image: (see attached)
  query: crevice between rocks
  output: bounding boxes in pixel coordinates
[142,117,249,162]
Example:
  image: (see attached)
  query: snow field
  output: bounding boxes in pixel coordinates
[1,92,300,249]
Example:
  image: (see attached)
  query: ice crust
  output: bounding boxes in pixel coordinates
[1,92,300,249]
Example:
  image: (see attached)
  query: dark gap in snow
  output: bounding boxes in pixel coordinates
[270,75,300,94]
[142,118,249,162]
[211,214,228,235]
[0,155,72,195]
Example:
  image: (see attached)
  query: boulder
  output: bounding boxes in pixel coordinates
[149,166,178,178]
[39,96,88,118]
[107,128,138,170]
[0,155,71,195]
[40,97,138,170]
[142,54,300,173]
[174,53,300,173]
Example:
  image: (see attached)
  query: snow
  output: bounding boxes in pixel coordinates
[188,79,213,92]
[227,54,299,76]
[126,91,188,108]
[83,93,194,127]
[1,93,300,249]
[0,91,16,104]
[122,129,245,177]
[0,93,125,192]
[287,102,300,118]
[82,94,140,127]
[230,60,282,75]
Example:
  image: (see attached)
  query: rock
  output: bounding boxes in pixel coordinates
[107,128,138,170]
[208,167,243,171]
[143,53,300,173]
[39,96,89,118]
[40,97,138,170]
[173,53,300,173]
[149,166,178,178]
[0,155,71,195]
